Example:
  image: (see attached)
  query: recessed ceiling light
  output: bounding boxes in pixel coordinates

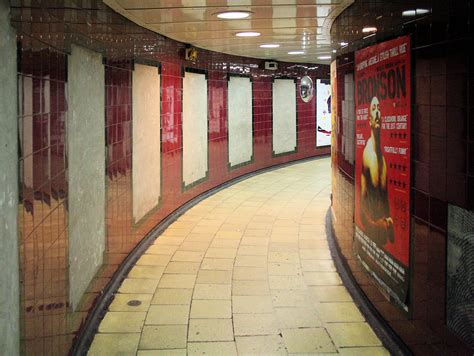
[318,55,331,60]
[288,51,305,55]
[260,44,280,48]
[332,50,337,53]
[402,8,430,16]
[217,11,251,19]
[362,26,377,33]
[340,42,348,46]
[235,31,261,37]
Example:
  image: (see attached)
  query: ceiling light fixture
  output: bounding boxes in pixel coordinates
[362,26,377,33]
[260,44,280,48]
[235,31,261,37]
[217,11,251,19]
[288,51,305,55]
[340,42,348,46]
[318,55,331,60]
[402,8,431,17]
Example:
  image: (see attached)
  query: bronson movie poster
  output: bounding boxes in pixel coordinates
[354,36,411,310]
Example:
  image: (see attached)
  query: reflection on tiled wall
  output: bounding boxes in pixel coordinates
[18,39,70,355]
[331,42,473,355]
[13,4,330,353]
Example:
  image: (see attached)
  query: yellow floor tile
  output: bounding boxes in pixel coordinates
[301,259,336,272]
[137,254,172,267]
[201,258,234,271]
[187,342,237,356]
[205,247,238,259]
[233,313,279,336]
[151,288,193,305]
[188,319,234,342]
[171,251,205,262]
[88,333,140,355]
[164,262,200,274]
[304,271,343,286]
[146,244,179,255]
[190,299,231,318]
[234,255,267,268]
[309,286,353,302]
[145,305,189,325]
[128,265,165,279]
[137,350,186,356]
[233,267,268,281]
[268,275,306,290]
[268,262,301,276]
[139,325,187,350]
[232,280,270,296]
[119,279,159,294]
[275,307,321,328]
[271,290,312,307]
[98,312,146,333]
[158,274,196,289]
[193,283,231,300]
[232,295,274,314]
[326,322,382,347]
[235,335,286,355]
[281,328,336,353]
[196,270,232,284]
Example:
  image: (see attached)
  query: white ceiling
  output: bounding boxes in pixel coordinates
[103,0,354,64]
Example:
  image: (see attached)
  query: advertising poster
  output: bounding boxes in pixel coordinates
[354,36,411,310]
[316,79,332,147]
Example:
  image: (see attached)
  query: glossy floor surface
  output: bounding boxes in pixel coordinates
[88,157,388,355]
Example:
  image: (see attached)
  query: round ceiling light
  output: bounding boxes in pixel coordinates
[288,51,305,55]
[362,26,377,33]
[235,31,261,37]
[217,11,251,19]
[260,44,280,48]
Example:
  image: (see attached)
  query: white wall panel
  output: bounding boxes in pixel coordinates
[183,71,208,187]
[132,64,161,223]
[228,76,252,167]
[272,79,297,155]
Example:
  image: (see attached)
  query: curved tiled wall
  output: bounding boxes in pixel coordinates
[9,2,329,354]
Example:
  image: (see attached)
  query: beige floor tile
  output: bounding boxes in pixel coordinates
[235,255,267,268]
[186,233,214,242]
[281,328,336,353]
[237,245,268,256]
[146,244,179,255]
[119,279,159,294]
[338,346,390,355]
[98,312,146,333]
[201,258,234,271]
[304,271,342,286]
[233,267,268,281]
[164,262,200,274]
[205,248,238,259]
[188,342,237,356]
[233,313,279,336]
[89,333,140,355]
[193,283,231,300]
[172,251,205,262]
[153,237,184,246]
[275,307,321,328]
[109,294,152,312]
[232,280,270,296]
[235,335,287,355]
[240,237,270,246]
[191,225,220,235]
[209,239,240,249]
[162,227,192,237]
[268,263,301,276]
[269,275,306,290]
[301,259,336,272]
[310,286,353,302]
[151,288,193,305]
[232,296,273,314]
[137,350,186,356]
[269,242,299,252]
[196,270,232,284]
[145,305,190,325]
[268,252,299,264]
[299,224,326,232]
[137,254,172,266]
[299,249,332,260]
[316,302,365,322]
[190,299,231,318]
[139,325,187,350]
[326,322,382,347]
[128,266,165,279]
[299,239,329,249]
[214,230,243,239]
[137,349,187,356]
[197,219,224,227]
[179,241,210,252]
[271,290,312,307]
[188,319,234,342]
[243,229,271,237]
[158,274,196,289]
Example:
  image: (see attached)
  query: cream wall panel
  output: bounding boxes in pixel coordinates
[228,76,252,167]
[182,71,208,187]
[272,79,297,155]
[132,64,161,222]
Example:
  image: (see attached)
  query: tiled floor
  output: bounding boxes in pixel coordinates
[88,158,389,355]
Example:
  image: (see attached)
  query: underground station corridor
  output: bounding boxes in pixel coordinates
[1,0,473,355]
[88,158,387,355]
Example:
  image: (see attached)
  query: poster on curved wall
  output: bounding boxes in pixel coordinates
[316,79,332,147]
[354,35,411,311]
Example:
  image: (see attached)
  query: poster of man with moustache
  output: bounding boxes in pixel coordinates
[354,36,411,311]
